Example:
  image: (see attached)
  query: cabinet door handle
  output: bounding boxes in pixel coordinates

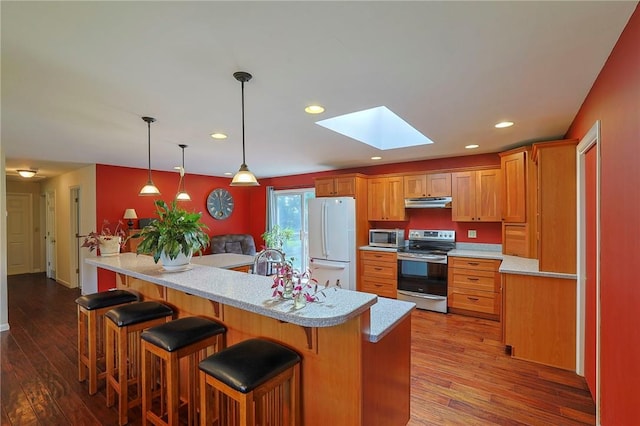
[467,262,479,266]
[374,267,383,271]
[467,277,479,281]
[467,297,479,301]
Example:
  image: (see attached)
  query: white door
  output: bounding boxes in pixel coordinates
[45,191,57,280]
[7,193,33,275]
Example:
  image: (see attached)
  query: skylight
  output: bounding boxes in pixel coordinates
[315,106,433,150]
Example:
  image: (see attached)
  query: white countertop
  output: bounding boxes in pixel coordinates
[191,253,255,269]
[448,249,503,260]
[499,255,577,279]
[86,253,414,342]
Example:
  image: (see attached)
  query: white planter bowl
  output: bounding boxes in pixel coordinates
[159,251,193,271]
[99,236,121,257]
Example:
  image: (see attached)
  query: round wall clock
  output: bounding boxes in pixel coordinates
[207,188,234,220]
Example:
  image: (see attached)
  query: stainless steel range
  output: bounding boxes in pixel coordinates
[396,229,455,313]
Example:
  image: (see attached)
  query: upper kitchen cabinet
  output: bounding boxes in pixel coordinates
[368,176,407,221]
[532,140,578,274]
[451,169,502,222]
[315,174,365,197]
[404,173,451,198]
[499,147,537,258]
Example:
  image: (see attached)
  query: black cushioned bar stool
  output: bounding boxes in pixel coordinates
[140,316,227,426]
[199,338,301,426]
[75,289,139,395]
[105,301,174,426]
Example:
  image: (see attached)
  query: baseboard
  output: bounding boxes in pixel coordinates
[0,323,10,332]
[56,279,77,289]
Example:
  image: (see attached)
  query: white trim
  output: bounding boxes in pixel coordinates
[576,120,600,424]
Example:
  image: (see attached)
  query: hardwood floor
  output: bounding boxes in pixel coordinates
[1,273,595,425]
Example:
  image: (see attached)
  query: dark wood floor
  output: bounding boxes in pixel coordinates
[1,273,595,425]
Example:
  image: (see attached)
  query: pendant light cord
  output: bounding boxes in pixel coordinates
[147,119,152,180]
[240,79,246,166]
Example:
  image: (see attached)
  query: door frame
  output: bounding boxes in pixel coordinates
[576,120,600,421]
[45,190,57,280]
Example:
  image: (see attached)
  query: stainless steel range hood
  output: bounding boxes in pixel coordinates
[404,196,452,209]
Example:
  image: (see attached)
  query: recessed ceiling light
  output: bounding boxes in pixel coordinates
[495,121,514,128]
[223,172,233,176]
[305,105,325,114]
[211,132,228,139]
[465,144,479,149]
[371,156,382,160]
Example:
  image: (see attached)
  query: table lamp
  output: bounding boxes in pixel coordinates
[123,208,138,229]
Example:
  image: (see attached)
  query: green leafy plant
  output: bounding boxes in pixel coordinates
[135,200,210,263]
[261,225,295,250]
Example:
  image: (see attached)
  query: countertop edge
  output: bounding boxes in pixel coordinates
[86,254,378,328]
[366,297,415,343]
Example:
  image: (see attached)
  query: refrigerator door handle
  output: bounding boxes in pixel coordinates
[321,201,328,257]
[311,259,347,270]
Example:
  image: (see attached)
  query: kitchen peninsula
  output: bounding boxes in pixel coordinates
[87,253,414,425]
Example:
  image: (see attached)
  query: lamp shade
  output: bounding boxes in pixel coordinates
[123,209,138,220]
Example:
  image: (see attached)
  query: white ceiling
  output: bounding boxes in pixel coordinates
[2,1,637,181]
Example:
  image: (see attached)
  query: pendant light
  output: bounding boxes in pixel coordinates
[175,144,191,201]
[139,116,161,196]
[230,71,259,186]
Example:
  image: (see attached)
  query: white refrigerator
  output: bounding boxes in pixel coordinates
[308,197,356,291]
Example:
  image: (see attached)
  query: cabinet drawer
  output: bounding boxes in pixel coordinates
[450,269,498,292]
[449,257,499,272]
[360,250,396,263]
[361,260,396,279]
[448,288,499,315]
[361,278,397,299]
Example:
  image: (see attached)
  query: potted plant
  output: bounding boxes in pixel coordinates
[135,200,210,270]
[271,259,340,309]
[82,220,127,256]
[261,225,295,250]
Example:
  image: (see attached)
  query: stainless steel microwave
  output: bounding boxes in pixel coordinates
[369,229,405,248]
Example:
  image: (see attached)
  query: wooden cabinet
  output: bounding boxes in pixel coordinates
[448,257,501,321]
[359,250,397,299]
[451,169,501,222]
[500,147,537,258]
[315,175,358,197]
[124,229,142,253]
[502,273,576,370]
[367,176,406,221]
[533,140,578,274]
[403,173,451,198]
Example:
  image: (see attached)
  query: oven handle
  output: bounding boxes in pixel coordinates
[397,255,447,264]
[397,289,447,301]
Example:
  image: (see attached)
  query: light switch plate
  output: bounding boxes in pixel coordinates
[468,230,477,238]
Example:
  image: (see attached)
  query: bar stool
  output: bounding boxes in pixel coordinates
[76,289,139,395]
[140,316,227,426]
[199,338,301,426]
[105,301,174,426]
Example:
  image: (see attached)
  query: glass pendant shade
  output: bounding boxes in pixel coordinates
[175,144,191,200]
[230,71,259,187]
[139,116,161,196]
[231,163,259,186]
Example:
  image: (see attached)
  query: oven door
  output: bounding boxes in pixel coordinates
[397,258,448,297]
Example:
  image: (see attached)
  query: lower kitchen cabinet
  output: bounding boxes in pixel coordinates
[502,273,576,370]
[359,250,397,299]
[447,256,501,321]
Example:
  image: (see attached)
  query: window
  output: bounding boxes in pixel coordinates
[266,187,315,271]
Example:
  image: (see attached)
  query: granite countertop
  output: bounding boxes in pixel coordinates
[191,253,255,269]
[359,245,399,252]
[86,253,412,342]
[499,255,577,279]
[448,249,503,260]
[368,297,415,343]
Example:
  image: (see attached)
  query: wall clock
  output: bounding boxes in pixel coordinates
[207,188,234,220]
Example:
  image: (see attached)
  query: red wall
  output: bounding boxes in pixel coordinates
[95,153,502,289]
[565,4,640,422]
